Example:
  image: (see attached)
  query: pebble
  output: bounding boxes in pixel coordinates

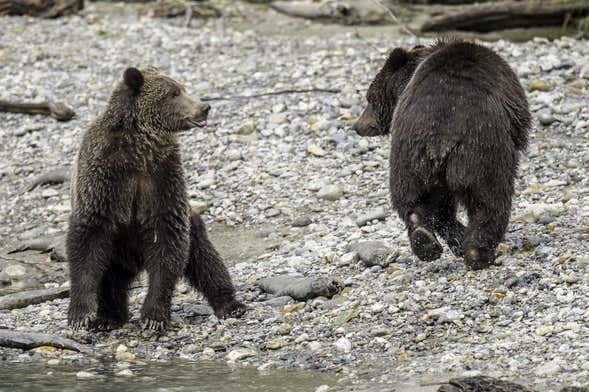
[225,348,257,362]
[317,185,344,201]
[76,371,97,379]
[355,207,387,227]
[307,145,327,157]
[334,337,352,353]
[4,265,26,280]
[292,216,312,227]
[527,79,550,92]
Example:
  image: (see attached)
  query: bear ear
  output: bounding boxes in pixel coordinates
[384,48,410,71]
[123,67,144,95]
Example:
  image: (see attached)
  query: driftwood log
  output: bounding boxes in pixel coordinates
[0,100,75,121]
[0,329,90,353]
[0,287,69,310]
[21,168,71,193]
[420,1,589,32]
[0,0,83,17]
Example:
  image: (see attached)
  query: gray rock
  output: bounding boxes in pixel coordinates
[261,296,294,307]
[292,216,312,227]
[348,241,398,267]
[258,275,342,300]
[355,207,387,227]
[538,112,557,126]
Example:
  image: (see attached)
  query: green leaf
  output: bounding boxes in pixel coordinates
[335,310,359,325]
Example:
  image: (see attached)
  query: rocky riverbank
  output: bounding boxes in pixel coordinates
[0,2,588,391]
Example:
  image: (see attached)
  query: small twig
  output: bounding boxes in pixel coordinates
[353,27,386,54]
[370,0,417,37]
[201,88,341,102]
[184,0,192,27]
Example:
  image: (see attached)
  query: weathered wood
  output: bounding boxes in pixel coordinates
[0,0,83,17]
[0,100,75,121]
[0,287,69,310]
[22,168,71,193]
[146,0,220,19]
[0,329,90,353]
[7,236,67,262]
[420,1,589,32]
[269,0,390,25]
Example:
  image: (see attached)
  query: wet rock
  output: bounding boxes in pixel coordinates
[258,275,342,300]
[225,348,257,361]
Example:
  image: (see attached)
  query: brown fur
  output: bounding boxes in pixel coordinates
[67,67,245,331]
[353,39,531,269]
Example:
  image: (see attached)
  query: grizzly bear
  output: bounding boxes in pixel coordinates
[353,39,531,270]
[67,67,245,331]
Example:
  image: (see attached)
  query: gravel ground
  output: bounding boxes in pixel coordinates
[0,3,588,391]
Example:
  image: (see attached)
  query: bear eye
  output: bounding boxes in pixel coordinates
[171,89,181,98]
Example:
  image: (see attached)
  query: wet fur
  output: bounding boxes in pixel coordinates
[355,39,531,269]
[67,68,244,331]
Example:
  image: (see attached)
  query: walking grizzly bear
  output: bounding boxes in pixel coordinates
[67,67,245,331]
[353,39,531,270]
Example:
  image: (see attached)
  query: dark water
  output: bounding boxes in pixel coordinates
[0,360,340,392]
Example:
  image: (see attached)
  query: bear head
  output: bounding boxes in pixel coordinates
[104,67,210,133]
[353,46,424,137]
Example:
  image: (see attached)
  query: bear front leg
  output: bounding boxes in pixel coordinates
[462,189,512,270]
[140,216,190,332]
[184,213,246,319]
[67,222,113,330]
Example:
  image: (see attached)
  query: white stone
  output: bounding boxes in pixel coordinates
[334,337,352,353]
[225,348,257,362]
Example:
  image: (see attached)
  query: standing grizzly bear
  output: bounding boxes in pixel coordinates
[353,39,531,270]
[67,67,245,331]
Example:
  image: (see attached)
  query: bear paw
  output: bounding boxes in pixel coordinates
[464,248,494,270]
[410,226,443,262]
[68,302,98,331]
[214,299,247,319]
[68,314,96,331]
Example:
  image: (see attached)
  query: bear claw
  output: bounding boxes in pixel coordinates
[68,315,95,331]
[410,226,443,262]
[141,318,167,332]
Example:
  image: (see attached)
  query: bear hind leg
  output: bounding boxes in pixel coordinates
[428,193,466,257]
[396,190,444,262]
[185,213,246,319]
[462,187,511,270]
